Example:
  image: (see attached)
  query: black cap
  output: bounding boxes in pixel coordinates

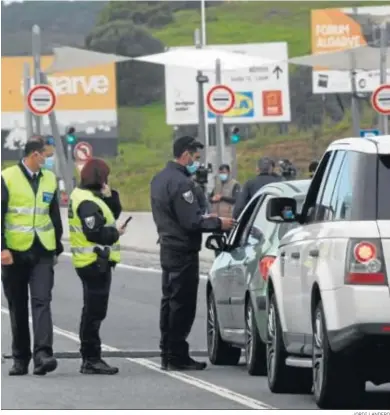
[173,136,204,158]
[257,157,274,172]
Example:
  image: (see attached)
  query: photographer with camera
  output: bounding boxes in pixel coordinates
[210,164,240,219]
[190,162,209,215]
[278,159,297,181]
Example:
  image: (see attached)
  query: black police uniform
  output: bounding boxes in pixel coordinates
[69,186,121,374]
[150,161,222,368]
[1,161,63,376]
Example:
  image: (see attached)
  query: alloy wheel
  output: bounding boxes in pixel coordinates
[267,303,277,380]
[245,304,253,364]
[207,298,216,354]
[313,309,324,398]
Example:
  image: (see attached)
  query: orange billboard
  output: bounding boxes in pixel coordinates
[2,56,117,112]
[311,5,390,93]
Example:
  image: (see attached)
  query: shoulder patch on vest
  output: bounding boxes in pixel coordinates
[182,190,194,204]
[42,192,54,204]
[84,216,96,229]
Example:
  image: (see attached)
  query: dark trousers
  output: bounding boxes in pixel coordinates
[159,246,200,360]
[2,256,55,363]
[76,263,112,361]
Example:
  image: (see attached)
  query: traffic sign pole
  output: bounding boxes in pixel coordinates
[32,25,42,135]
[215,59,225,169]
[379,22,388,135]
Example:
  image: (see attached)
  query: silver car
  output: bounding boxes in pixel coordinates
[205,180,310,375]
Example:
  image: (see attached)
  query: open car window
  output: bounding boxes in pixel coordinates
[377,155,390,220]
[227,195,262,248]
[278,197,304,240]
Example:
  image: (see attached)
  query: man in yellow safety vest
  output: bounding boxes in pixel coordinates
[1,136,63,376]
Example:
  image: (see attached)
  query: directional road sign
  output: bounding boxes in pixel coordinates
[27,84,56,116]
[206,85,235,115]
[360,129,380,138]
[371,84,390,115]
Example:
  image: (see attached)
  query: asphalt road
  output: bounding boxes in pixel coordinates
[2,252,390,410]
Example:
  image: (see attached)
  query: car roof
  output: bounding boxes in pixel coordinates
[253,179,311,199]
[327,135,390,155]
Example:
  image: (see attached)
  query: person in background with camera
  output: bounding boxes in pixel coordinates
[209,164,240,219]
[278,159,297,181]
[233,157,281,219]
[151,136,236,372]
[68,157,126,375]
[188,156,209,216]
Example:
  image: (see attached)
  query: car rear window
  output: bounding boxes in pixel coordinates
[378,155,390,220]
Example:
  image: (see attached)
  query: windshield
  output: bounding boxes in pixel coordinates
[378,155,390,220]
[278,198,304,240]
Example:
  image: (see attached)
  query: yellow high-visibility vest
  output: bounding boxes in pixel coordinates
[2,165,57,252]
[68,188,121,268]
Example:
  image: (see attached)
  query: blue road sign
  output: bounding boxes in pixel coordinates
[360,129,380,138]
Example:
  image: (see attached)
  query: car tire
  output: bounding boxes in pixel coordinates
[245,298,266,376]
[312,301,365,409]
[267,294,312,394]
[207,291,241,366]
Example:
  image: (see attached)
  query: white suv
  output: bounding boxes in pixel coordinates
[264,136,390,409]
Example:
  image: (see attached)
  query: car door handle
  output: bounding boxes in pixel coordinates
[280,252,286,257]
[291,252,300,259]
[309,249,319,258]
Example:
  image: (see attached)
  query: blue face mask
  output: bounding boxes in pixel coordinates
[43,156,54,170]
[186,161,200,175]
[219,173,228,182]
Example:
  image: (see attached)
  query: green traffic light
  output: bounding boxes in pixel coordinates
[231,134,240,144]
[66,134,76,144]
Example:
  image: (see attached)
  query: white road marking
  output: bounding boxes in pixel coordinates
[1,307,273,410]
[61,252,209,280]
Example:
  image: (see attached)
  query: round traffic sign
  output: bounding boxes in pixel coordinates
[207,85,235,115]
[74,141,93,162]
[371,84,390,115]
[27,84,56,116]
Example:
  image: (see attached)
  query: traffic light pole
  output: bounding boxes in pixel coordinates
[40,72,74,196]
[23,63,34,142]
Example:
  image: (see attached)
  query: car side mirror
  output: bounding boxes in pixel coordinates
[266,197,298,223]
[205,234,226,253]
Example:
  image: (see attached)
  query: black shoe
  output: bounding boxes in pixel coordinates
[33,356,57,376]
[80,359,119,375]
[9,360,29,376]
[167,357,207,371]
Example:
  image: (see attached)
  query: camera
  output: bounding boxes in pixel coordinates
[195,163,212,185]
[278,159,297,180]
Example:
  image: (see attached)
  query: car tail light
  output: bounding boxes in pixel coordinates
[345,239,387,285]
[382,326,390,333]
[259,256,276,281]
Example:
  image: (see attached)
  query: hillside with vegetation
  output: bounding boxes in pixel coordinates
[2,1,388,210]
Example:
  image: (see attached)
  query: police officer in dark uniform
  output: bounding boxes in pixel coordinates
[233,157,282,218]
[151,136,235,371]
